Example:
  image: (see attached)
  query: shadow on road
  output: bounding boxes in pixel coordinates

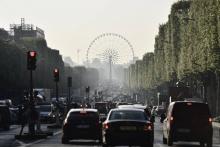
[67,140,101,146]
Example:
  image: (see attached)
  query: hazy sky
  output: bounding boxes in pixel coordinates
[0,0,177,64]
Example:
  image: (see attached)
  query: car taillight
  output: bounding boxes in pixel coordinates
[103,123,109,129]
[170,116,174,121]
[209,117,212,123]
[144,124,152,131]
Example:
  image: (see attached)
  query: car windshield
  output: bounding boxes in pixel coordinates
[109,110,147,121]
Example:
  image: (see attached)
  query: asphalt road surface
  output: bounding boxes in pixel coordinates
[22,118,220,147]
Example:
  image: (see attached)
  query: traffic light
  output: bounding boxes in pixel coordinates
[53,68,59,82]
[27,51,37,70]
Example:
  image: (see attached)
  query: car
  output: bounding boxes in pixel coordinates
[95,102,109,121]
[162,101,213,147]
[95,102,109,114]
[155,105,165,116]
[0,105,11,130]
[116,102,128,108]
[102,108,154,147]
[36,103,55,123]
[62,108,102,144]
[9,107,19,124]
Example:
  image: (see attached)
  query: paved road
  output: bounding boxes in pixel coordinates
[21,118,220,147]
[1,119,220,146]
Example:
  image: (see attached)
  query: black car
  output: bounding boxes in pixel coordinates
[162,101,213,147]
[0,105,11,130]
[62,108,102,144]
[102,108,154,147]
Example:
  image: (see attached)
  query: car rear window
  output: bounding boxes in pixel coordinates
[173,103,210,118]
[68,111,99,122]
[109,110,147,121]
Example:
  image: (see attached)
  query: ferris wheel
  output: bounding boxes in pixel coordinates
[86,33,135,66]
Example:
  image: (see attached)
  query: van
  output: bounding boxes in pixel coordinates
[162,101,213,147]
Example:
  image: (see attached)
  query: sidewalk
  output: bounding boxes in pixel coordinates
[212,122,220,144]
[0,124,60,147]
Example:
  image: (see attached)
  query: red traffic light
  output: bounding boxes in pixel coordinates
[29,51,37,57]
[27,51,37,70]
[53,68,59,82]
[54,68,59,73]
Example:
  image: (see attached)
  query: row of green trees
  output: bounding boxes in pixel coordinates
[0,29,99,103]
[125,0,220,115]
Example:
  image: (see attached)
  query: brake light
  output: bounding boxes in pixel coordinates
[103,123,109,129]
[170,116,174,121]
[209,118,212,123]
[144,124,152,131]
[187,102,192,106]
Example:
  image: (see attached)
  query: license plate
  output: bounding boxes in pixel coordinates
[177,128,190,133]
[76,125,90,129]
[120,126,136,131]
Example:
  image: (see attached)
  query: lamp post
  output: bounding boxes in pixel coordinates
[157,92,160,107]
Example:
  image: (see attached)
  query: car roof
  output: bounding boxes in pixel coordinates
[171,101,207,105]
[111,108,145,112]
[95,102,107,103]
[118,104,146,109]
[68,108,98,113]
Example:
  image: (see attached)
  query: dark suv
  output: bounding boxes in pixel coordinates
[162,101,213,147]
[62,108,102,144]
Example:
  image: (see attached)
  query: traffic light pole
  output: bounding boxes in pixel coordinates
[56,82,58,101]
[29,69,35,135]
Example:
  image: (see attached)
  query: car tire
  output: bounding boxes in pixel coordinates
[167,133,173,146]
[149,142,154,147]
[61,136,69,144]
[102,143,109,147]
[200,141,205,147]
[163,134,167,144]
[207,139,212,147]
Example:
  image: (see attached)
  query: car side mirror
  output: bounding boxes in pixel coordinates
[160,113,166,123]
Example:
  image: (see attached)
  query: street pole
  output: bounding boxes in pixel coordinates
[157,92,160,107]
[29,69,35,135]
[56,82,58,101]
[67,77,72,111]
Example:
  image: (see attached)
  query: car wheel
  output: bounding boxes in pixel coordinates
[163,134,167,144]
[148,142,154,147]
[99,138,103,144]
[167,133,173,146]
[206,139,212,147]
[61,136,69,144]
[102,143,109,147]
[200,141,205,147]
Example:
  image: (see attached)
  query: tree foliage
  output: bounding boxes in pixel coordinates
[126,0,220,91]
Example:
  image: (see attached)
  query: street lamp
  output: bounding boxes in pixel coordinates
[157,92,160,106]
